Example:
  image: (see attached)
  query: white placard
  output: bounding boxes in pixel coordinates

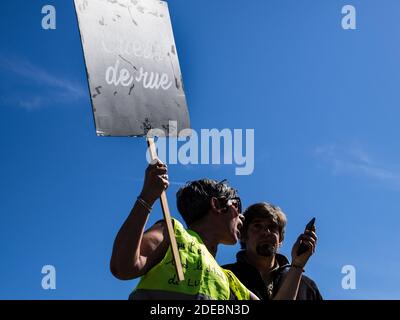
[74,0,190,136]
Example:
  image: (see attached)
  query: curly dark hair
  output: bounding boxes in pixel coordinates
[176,179,239,226]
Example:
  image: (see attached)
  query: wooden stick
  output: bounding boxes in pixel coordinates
[146,137,185,282]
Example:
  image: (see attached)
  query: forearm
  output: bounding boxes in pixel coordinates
[273,267,302,300]
[111,160,168,279]
[111,200,152,278]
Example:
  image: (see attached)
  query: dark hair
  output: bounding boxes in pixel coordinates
[240,202,287,249]
[176,179,239,226]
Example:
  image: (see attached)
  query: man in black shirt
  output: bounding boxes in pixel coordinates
[223,202,322,300]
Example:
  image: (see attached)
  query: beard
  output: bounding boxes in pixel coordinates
[256,243,277,257]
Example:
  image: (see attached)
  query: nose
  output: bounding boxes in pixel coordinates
[236,215,244,229]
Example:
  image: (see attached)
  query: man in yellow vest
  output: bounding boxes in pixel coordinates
[110,160,317,300]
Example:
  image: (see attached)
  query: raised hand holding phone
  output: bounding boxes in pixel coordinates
[291,217,318,270]
[296,218,316,256]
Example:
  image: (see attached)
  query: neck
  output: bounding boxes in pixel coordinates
[190,222,220,257]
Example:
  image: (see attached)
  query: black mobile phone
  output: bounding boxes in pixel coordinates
[296,217,316,256]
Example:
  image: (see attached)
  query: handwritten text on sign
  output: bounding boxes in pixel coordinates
[105,59,172,90]
[74,0,190,136]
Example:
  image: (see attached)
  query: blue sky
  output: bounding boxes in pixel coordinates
[1,0,400,299]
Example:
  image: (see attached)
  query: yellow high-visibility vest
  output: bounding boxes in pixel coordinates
[131,218,250,300]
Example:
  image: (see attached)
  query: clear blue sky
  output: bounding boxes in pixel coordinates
[1,0,400,300]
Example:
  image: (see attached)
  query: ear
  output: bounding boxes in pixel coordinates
[210,197,222,214]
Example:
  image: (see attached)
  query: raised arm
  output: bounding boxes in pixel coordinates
[110,160,170,280]
[273,228,318,300]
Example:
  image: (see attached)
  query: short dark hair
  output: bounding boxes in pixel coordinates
[176,179,239,226]
[240,202,287,249]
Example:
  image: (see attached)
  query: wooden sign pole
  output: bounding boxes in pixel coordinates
[146,137,185,282]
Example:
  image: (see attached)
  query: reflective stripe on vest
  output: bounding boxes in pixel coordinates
[131,219,250,300]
